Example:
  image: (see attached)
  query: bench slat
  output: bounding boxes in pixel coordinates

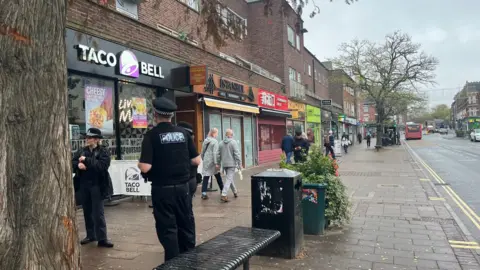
[155,226,281,270]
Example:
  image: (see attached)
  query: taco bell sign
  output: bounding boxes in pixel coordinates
[76,44,165,79]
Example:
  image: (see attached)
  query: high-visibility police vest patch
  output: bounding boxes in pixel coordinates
[160,132,186,144]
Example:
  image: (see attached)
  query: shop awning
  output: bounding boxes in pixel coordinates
[260,108,292,118]
[203,97,259,114]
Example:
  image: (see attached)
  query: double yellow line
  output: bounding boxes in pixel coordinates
[409,145,480,231]
[449,240,480,249]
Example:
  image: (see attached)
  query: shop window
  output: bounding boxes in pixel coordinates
[259,124,285,150]
[271,125,286,149]
[67,74,117,158]
[118,82,156,160]
[259,124,272,151]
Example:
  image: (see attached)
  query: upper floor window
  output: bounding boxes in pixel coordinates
[219,6,248,38]
[468,96,472,104]
[296,34,301,51]
[289,67,296,81]
[287,26,295,46]
[297,72,302,83]
[178,0,199,11]
[363,105,369,113]
[308,65,312,76]
[472,95,477,104]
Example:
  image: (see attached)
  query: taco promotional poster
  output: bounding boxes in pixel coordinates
[132,97,148,129]
[85,85,114,135]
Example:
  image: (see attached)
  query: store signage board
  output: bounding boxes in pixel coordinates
[193,73,257,104]
[189,65,207,85]
[306,105,321,123]
[258,89,289,111]
[288,100,305,120]
[66,29,188,89]
[321,99,332,106]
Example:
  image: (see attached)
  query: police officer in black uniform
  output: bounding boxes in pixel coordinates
[137,97,201,266]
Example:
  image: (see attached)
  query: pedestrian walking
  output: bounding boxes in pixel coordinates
[357,132,362,144]
[293,130,310,163]
[200,128,224,200]
[218,129,242,203]
[366,132,371,148]
[73,128,114,248]
[307,128,315,144]
[324,134,335,158]
[328,130,336,159]
[281,132,294,164]
[341,135,350,153]
[137,97,201,265]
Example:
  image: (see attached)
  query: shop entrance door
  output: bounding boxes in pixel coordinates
[222,116,243,166]
[243,116,254,167]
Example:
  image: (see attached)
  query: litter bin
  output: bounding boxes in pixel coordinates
[302,183,327,235]
[251,169,303,259]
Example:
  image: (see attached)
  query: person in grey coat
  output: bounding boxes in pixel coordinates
[200,128,224,199]
[218,129,242,202]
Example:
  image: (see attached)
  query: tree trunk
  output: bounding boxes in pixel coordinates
[0,1,81,269]
[376,112,384,147]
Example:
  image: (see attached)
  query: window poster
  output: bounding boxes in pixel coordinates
[85,85,114,135]
[132,97,147,129]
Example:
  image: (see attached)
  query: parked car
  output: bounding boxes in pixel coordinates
[438,128,448,134]
[470,129,480,142]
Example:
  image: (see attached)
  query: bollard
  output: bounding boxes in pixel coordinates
[251,169,303,259]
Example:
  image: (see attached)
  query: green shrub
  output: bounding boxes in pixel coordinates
[455,130,465,137]
[280,145,351,226]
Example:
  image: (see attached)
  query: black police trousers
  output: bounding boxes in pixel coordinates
[152,182,195,262]
[81,184,107,241]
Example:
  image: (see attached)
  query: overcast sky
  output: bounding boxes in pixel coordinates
[302,0,479,108]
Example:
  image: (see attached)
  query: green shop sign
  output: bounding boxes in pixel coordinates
[306,105,321,123]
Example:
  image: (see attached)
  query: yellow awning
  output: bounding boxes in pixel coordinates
[204,98,259,114]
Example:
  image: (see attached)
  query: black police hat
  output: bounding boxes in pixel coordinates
[85,128,103,138]
[177,121,193,135]
[153,97,177,117]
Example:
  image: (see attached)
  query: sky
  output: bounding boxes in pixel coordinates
[302,0,480,108]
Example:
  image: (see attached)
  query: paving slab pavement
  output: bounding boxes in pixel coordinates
[79,143,480,269]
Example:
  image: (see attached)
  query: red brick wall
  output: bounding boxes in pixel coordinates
[303,49,329,100]
[247,1,286,84]
[67,0,283,92]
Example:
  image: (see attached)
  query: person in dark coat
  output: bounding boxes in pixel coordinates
[72,128,114,248]
[177,121,199,198]
[328,130,336,159]
[293,130,310,163]
[281,133,294,164]
[138,97,201,265]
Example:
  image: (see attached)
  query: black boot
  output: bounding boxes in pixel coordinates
[80,237,96,245]
[98,239,114,248]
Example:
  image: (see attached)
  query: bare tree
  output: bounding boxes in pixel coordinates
[333,31,438,147]
[0,1,81,269]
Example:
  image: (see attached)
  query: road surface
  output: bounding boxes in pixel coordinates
[405,132,480,242]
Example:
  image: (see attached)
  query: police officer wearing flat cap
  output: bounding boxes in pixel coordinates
[138,97,201,266]
[72,128,114,248]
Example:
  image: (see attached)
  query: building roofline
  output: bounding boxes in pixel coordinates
[304,47,328,70]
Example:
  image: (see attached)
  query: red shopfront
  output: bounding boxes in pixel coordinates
[257,89,292,164]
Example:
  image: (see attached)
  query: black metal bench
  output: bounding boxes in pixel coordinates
[154,226,281,270]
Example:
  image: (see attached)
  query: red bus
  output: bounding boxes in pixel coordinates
[405,123,422,140]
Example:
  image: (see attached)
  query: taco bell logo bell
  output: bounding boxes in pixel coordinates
[76,44,165,79]
[119,50,139,78]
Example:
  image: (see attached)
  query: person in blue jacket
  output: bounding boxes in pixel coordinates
[281,132,294,164]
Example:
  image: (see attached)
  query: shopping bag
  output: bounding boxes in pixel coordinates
[237,169,243,180]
